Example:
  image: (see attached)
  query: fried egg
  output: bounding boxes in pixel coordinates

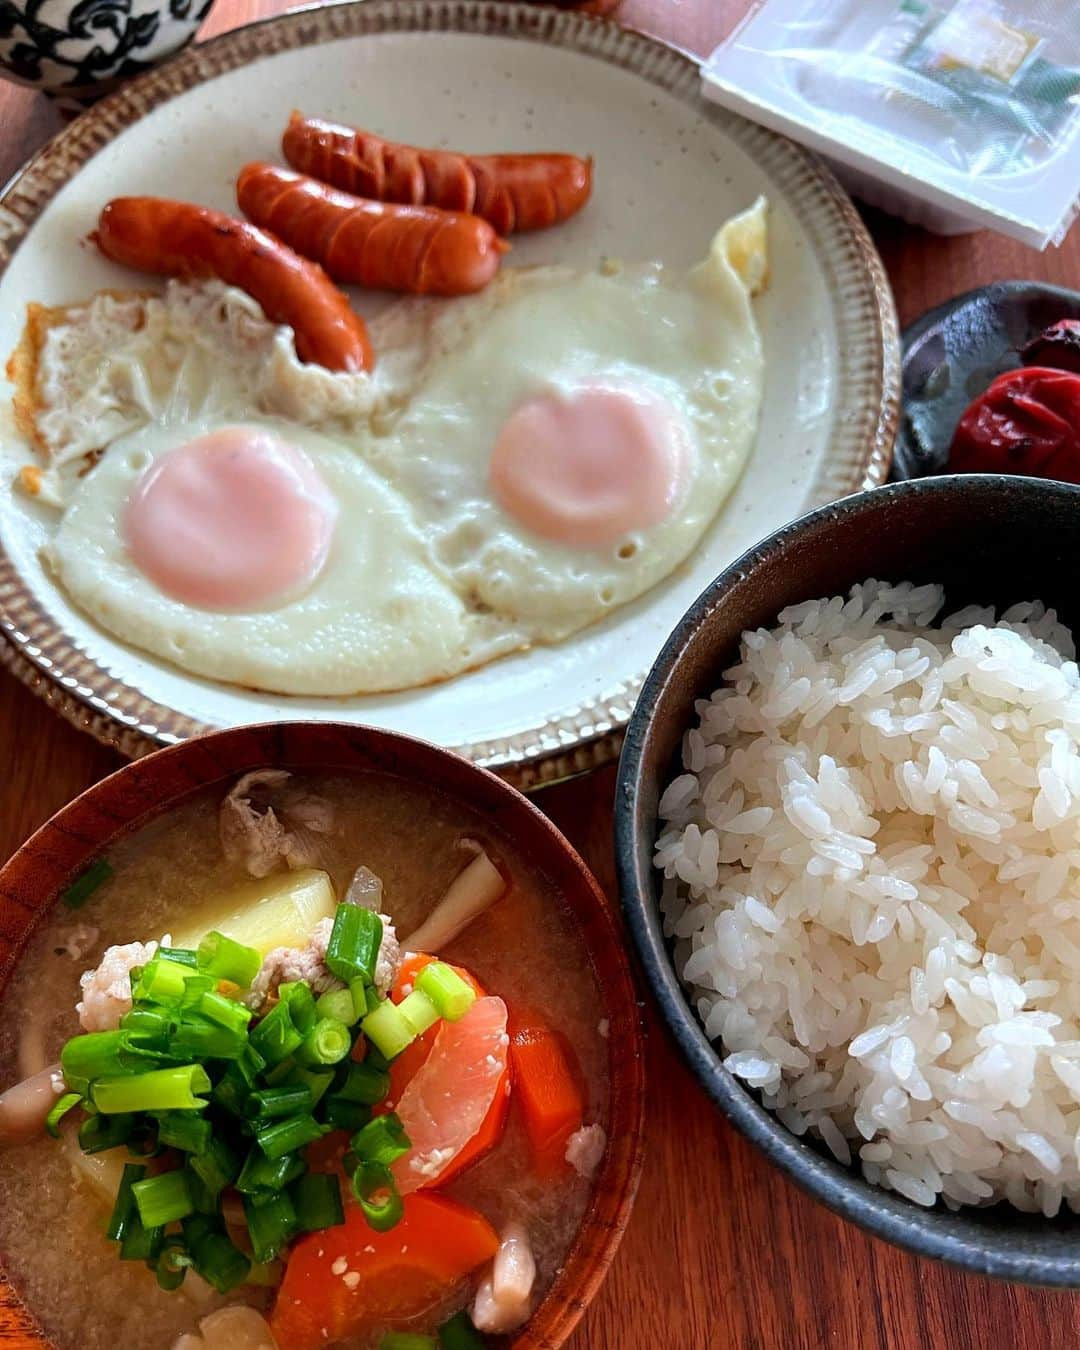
[18,200,768,696]
[48,420,521,695]
[365,199,768,637]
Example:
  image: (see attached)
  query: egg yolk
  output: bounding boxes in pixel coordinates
[488,384,691,549]
[123,426,338,611]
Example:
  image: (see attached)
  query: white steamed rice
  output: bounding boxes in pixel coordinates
[654,579,1080,1214]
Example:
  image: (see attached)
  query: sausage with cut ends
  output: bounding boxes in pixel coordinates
[236,162,508,296]
[93,197,373,373]
[283,113,592,234]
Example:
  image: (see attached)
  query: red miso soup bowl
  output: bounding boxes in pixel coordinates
[0,722,645,1349]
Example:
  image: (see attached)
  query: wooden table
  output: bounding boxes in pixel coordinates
[2,2,1080,1346]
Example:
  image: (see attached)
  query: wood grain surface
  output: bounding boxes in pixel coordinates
[1,2,1080,1347]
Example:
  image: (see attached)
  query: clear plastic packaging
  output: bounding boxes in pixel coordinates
[702,0,1080,247]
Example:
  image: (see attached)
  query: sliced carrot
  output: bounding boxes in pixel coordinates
[510,1015,584,1176]
[270,1193,498,1350]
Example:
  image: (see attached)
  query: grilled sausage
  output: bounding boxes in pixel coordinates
[93,196,374,373]
[282,113,592,234]
[236,162,508,296]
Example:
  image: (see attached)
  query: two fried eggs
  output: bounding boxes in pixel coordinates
[17,200,768,696]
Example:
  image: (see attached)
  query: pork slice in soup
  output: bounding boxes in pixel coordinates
[0,772,609,1350]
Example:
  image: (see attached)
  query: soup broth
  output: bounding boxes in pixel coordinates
[0,771,608,1349]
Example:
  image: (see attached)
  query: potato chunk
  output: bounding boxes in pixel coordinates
[170,868,337,955]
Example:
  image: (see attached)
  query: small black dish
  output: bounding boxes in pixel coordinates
[894,281,1080,481]
[615,474,1080,1286]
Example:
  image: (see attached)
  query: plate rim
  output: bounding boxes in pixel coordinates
[0,0,901,784]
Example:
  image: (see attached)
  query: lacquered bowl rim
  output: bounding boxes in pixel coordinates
[0,721,646,1345]
[615,473,1080,1286]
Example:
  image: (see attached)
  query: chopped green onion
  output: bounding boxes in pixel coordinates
[194,1238,250,1294]
[236,1146,306,1195]
[126,1117,166,1158]
[248,1084,314,1120]
[61,1030,169,1083]
[416,962,477,1023]
[361,1000,418,1061]
[120,1007,177,1051]
[199,990,253,1033]
[287,1065,334,1107]
[315,986,359,1026]
[335,1060,390,1106]
[106,1161,145,1241]
[132,1168,195,1226]
[438,1311,487,1349]
[398,989,439,1037]
[348,976,371,1021]
[55,962,370,1289]
[154,1234,191,1292]
[45,1091,82,1138]
[237,1041,267,1085]
[256,1112,325,1160]
[197,931,261,989]
[326,905,382,985]
[278,982,317,1034]
[265,1172,309,1203]
[262,1057,297,1088]
[211,1064,252,1118]
[188,1135,240,1198]
[79,1111,134,1154]
[352,1160,403,1232]
[178,975,217,1010]
[180,1213,216,1247]
[119,1211,163,1262]
[171,1012,247,1061]
[185,1165,219,1215]
[92,1065,211,1114]
[321,1096,372,1133]
[351,1112,411,1167]
[365,1043,390,1072]
[294,1017,351,1068]
[60,858,112,910]
[249,999,303,1066]
[132,956,204,1004]
[291,1172,345,1233]
[154,1110,212,1154]
[157,947,198,968]
[380,1336,437,1350]
[182,1215,250,1294]
[242,1192,297,1263]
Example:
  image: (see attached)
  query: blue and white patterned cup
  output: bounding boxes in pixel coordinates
[0,0,213,106]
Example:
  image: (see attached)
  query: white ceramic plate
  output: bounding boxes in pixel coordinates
[0,0,899,786]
